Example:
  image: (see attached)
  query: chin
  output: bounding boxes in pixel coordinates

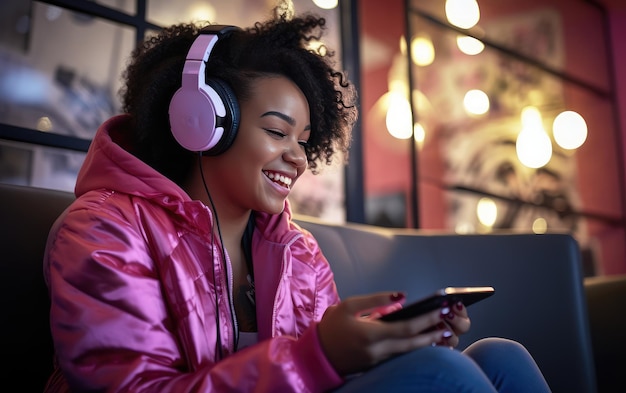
[256,200,286,215]
[268,205,286,215]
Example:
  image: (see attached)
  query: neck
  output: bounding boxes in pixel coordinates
[183,164,251,248]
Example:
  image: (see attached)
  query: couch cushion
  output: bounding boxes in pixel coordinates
[295,215,597,393]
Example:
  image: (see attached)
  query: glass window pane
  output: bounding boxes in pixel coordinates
[410,0,611,93]
[406,9,621,275]
[146,0,341,58]
[0,0,347,223]
[147,0,338,27]
[0,139,85,192]
[0,0,135,139]
[96,0,135,14]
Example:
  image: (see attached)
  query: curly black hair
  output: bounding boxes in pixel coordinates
[119,10,358,186]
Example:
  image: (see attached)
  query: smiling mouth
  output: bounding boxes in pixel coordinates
[263,170,293,189]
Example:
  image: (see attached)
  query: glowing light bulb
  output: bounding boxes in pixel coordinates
[411,36,435,66]
[445,0,480,29]
[516,107,552,169]
[305,39,326,54]
[414,123,426,144]
[553,110,588,150]
[312,0,338,9]
[463,89,490,115]
[517,128,552,168]
[477,197,497,227]
[521,106,543,129]
[187,3,215,22]
[386,92,413,139]
[457,35,484,55]
[37,116,52,132]
[532,217,548,234]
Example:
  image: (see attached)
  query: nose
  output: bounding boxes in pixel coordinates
[283,141,308,170]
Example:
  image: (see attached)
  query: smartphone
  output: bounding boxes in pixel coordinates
[379,286,495,322]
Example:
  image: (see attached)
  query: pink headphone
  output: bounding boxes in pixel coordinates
[169,25,242,154]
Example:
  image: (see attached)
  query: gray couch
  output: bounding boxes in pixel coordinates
[1,183,624,392]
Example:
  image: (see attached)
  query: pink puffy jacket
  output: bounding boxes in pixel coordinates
[44,115,343,392]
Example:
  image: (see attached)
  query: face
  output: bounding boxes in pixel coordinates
[202,76,310,216]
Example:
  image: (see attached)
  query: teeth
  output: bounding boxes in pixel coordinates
[264,171,293,188]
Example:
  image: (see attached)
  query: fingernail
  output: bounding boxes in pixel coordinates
[390,292,405,302]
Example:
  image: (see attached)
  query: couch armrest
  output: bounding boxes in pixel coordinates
[585,274,626,392]
[0,184,74,391]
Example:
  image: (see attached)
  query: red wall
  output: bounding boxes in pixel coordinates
[604,3,626,274]
[359,0,626,275]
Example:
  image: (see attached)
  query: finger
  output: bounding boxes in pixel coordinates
[453,301,469,318]
[364,302,404,320]
[442,309,471,335]
[342,292,406,317]
[446,333,460,348]
[433,322,460,347]
[376,324,455,356]
[381,307,449,337]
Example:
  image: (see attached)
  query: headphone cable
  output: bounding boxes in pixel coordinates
[197,152,238,359]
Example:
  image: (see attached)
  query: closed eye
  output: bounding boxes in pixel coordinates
[265,129,285,138]
[264,129,308,149]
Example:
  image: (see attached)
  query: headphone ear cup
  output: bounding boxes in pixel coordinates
[168,77,240,154]
[169,85,220,152]
[204,77,240,156]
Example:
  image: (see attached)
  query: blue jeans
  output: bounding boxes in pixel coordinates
[332,337,552,393]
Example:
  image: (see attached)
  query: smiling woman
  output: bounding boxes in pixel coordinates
[42,8,358,392]
[42,5,551,393]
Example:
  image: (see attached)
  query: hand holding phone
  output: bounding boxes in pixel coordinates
[379,286,495,322]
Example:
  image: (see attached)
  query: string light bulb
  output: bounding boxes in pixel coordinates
[457,35,484,55]
[411,36,435,66]
[385,92,413,139]
[516,106,553,168]
[463,89,490,115]
[553,110,587,150]
[477,197,497,227]
[445,0,480,29]
[312,0,338,9]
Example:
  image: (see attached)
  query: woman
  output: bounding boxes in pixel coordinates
[44,8,552,393]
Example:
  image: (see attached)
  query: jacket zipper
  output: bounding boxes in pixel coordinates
[270,232,303,335]
[223,249,239,350]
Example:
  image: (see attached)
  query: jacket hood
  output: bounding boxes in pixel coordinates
[75,114,190,203]
[75,115,295,238]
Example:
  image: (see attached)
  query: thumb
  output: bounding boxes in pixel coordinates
[342,292,406,318]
